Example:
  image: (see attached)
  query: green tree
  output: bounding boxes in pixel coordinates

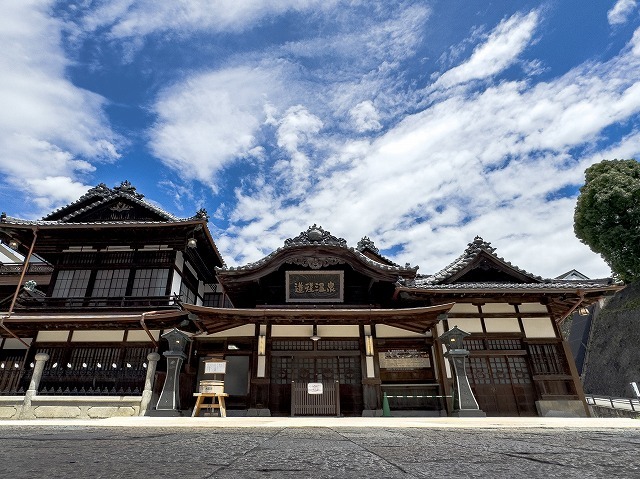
[574,159,640,282]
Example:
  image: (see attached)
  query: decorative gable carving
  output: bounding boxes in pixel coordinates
[285,256,345,270]
[284,225,347,247]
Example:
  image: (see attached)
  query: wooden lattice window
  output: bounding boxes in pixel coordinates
[317,340,360,351]
[487,339,522,350]
[528,343,568,375]
[271,341,313,351]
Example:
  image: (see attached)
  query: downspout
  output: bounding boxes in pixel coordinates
[140,309,193,348]
[0,228,38,347]
[140,311,160,348]
[557,290,585,324]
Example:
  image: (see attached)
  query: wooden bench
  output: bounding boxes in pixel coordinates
[192,392,229,417]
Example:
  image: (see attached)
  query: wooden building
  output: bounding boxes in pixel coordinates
[0,183,624,417]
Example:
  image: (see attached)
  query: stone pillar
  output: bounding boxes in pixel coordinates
[140,352,161,416]
[19,352,49,419]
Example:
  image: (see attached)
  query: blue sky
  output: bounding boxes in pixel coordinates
[2,1,640,278]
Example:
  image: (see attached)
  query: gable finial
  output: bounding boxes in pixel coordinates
[357,236,380,254]
[195,208,209,221]
[113,180,144,199]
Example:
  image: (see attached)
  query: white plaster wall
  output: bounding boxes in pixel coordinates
[448,303,479,313]
[481,303,517,314]
[36,331,69,342]
[522,317,557,338]
[126,330,160,342]
[518,302,550,313]
[484,317,521,333]
[71,331,125,342]
[317,325,359,337]
[375,325,428,338]
[271,325,313,337]
[206,324,256,337]
[449,318,483,333]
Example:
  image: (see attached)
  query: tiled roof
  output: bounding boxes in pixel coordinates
[0,216,203,227]
[1,181,208,226]
[400,279,619,291]
[356,236,402,267]
[411,236,542,286]
[218,225,418,274]
[44,181,184,222]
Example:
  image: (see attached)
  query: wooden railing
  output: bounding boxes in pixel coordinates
[291,381,340,416]
[36,345,154,396]
[0,263,53,275]
[17,295,179,309]
[0,353,30,395]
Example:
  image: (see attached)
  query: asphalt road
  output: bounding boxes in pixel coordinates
[1,425,639,478]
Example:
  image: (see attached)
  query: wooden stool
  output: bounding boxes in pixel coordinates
[192,392,229,417]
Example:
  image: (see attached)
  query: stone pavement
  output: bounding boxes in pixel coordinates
[1,417,639,478]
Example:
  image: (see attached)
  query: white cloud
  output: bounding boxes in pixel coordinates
[631,27,640,55]
[82,0,342,38]
[608,0,637,26]
[350,101,382,132]
[433,10,539,89]
[148,66,285,190]
[273,106,323,195]
[0,0,119,215]
[222,23,640,279]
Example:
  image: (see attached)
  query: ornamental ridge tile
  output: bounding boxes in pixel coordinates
[0,217,206,227]
[39,181,192,223]
[417,236,542,285]
[217,225,419,273]
[400,280,617,290]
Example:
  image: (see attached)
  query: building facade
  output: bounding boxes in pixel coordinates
[0,183,623,418]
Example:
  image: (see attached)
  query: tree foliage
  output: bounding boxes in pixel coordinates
[574,159,640,282]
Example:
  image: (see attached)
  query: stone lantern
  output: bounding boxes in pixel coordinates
[439,325,486,417]
[154,328,192,415]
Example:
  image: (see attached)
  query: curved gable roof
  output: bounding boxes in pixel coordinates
[413,236,542,286]
[43,181,180,223]
[217,225,418,284]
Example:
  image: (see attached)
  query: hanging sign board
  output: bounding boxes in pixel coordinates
[308,382,323,395]
[379,349,431,370]
[204,360,227,374]
[286,271,344,303]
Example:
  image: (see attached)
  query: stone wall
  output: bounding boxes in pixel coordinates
[583,282,640,397]
[0,395,142,419]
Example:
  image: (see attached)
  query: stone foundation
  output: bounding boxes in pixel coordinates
[0,396,142,419]
[536,399,588,417]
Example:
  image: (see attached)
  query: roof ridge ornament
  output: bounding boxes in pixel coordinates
[85,183,111,198]
[284,225,347,247]
[194,208,209,221]
[356,236,379,254]
[113,180,144,199]
[467,236,496,254]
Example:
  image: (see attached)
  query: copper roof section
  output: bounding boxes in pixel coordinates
[183,302,454,334]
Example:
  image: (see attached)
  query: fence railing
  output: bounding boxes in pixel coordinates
[0,263,53,275]
[17,295,179,309]
[585,394,640,412]
[0,355,30,395]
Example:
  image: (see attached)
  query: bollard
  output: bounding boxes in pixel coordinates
[382,392,391,417]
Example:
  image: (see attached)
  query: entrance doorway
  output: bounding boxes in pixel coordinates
[270,352,362,415]
[467,355,537,416]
